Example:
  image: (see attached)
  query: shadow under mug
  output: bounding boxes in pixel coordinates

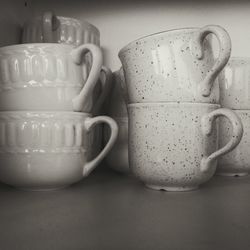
[0,43,103,112]
[218,110,250,176]
[22,11,100,46]
[0,111,118,191]
[119,25,231,104]
[128,103,243,191]
[219,57,250,109]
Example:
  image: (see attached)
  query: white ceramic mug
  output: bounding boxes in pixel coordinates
[119,25,231,104]
[22,11,100,46]
[218,110,249,176]
[104,117,129,174]
[0,111,118,191]
[219,57,250,109]
[0,43,103,112]
[128,103,243,191]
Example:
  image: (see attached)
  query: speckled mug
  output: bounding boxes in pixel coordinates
[218,110,250,176]
[22,11,100,46]
[119,25,231,104]
[219,57,250,109]
[0,43,103,112]
[128,103,243,191]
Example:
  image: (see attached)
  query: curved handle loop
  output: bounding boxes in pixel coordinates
[200,108,243,172]
[42,11,60,42]
[82,116,118,177]
[71,44,103,112]
[92,66,113,116]
[192,25,231,97]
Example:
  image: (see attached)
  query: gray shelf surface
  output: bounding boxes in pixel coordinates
[0,166,250,250]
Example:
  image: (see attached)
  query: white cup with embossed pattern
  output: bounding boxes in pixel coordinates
[0,43,103,112]
[128,103,243,191]
[119,25,231,104]
[22,11,100,46]
[0,111,118,191]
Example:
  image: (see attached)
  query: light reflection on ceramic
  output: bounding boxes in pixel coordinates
[22,11,100,46]
[0,43,103,112]
[104,117,129,174]
[119,25,231,104]
[0,111,118,191]
[218,110,249,176]
[219,57,250,109]
[128,103,242,191]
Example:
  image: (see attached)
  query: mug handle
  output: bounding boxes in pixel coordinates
[42,11,60,42]
[200,108,243,172]
[92,66,113,116]
[82,116,118,177]
[191,25,231,97]
[71,44,103,112]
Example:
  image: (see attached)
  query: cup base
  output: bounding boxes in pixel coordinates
[216,172,249,177]
[16,185,69,192]
[145,184,199,192]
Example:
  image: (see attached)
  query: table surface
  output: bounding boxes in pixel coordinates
[0,166,250,250]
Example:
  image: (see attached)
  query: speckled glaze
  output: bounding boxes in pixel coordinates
[119,25,231,104]
[219,57,250,109]
[218,110,250,176]
[128,103,243,191]
[104,117,129,174]
[106,69,128,117]
[22,12,100,46]
[0,111,118,191]
[0,43,103,112]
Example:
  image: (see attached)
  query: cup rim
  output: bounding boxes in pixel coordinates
[118,27,198,56]
[127,102,221,108]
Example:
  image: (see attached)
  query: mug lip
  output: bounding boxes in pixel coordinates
[128,102,221,108]
[0,111,92,118]
[118,27,198,56]
[0,43,75,52]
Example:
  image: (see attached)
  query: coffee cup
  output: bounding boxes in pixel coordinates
[22,11,100,46]
[119,25,231,104]
[128,103,242,191]
[0,111,118,190]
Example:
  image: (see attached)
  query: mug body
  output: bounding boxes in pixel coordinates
[0,111,92,190]
[0,44,90,111]
[218,110,250,176]
[119,28,219,104]
[219,57,250,109]
[22,16,100,46]
[104,117,129,174]
[128,103,220,191]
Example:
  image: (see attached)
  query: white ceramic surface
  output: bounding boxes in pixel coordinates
[104,117,129,174]
[22,11,100,46]
[0,43,103,112]
[219,57,250,109]
[218,110,249,176]
[128,103,243,191]
[106,69,128,117]
[119,25,231,104]
[0,111,118,191]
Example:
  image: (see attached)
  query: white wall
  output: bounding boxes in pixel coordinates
[30,0,250,70]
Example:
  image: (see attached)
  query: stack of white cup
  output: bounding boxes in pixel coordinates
[0,11,118,191]
[118,25,243,191]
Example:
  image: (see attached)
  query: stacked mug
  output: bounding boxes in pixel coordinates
[119,25,243,191]
[0,12,118,191]
[218,57,250,176]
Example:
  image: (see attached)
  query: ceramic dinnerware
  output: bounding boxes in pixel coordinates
[0,111,118,191]
[128,103,243,191]
[119,25,231,104]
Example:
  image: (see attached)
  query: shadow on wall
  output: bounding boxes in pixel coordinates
[0,0,30,46]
